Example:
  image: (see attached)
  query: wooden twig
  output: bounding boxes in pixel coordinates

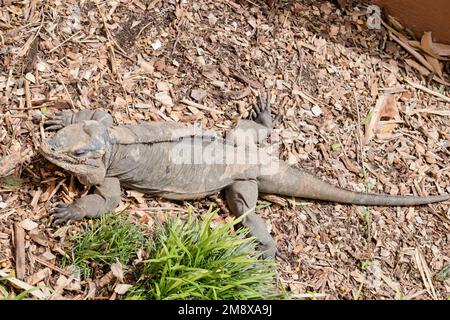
[147,0,163,10]
[210,194,231,215]
[388,33,434,73]
[405,78,450,103]
[14,223,26,280]
[31,98,57,106]
[48,275,75,300]
[136,21,152,39]
[45,179,66,205]
[231,70,263,89]
[171,18,185,57]
[32,255,71,277]
[95,3,122,77]
[107,43,118,75]
[353,91,366,178]
[24,79,32,110]
[414,248,438,299]
[180,99,224,114]
[55,75,75,109]
[48,31,82,53]
[408,109,450,116]
[284,82,324,106]
[36,111,44,138]
[95,2,129,114]
[111,47,136,63]
[16,9,44,58]
[135,206,188,213]
[381,20,435,71]
[4,63,15,105]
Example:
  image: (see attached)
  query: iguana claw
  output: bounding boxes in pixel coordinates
[249,91,272,129]
[258,240,277,260]
[44,111,71,131]
[50,202,85,225]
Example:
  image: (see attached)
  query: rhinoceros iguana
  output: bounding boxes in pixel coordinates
[40,95,449,258]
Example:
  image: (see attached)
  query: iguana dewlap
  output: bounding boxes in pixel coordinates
[40,100,450,258]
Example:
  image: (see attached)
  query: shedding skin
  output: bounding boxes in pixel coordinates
[40,96,449,258]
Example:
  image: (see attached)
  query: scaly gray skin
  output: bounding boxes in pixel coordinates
[40,95,450,258]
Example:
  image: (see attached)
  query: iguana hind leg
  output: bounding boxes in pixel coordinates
[227,91,273,145]
[225,180,277,259]
[249,91,273,131]
[51,177,121,224]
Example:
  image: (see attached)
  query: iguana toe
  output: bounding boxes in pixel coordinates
[259,242,277,260]
[44,111,71,131]
[45,124,64,131]
[250,91,272,129]
[50,202,84,225]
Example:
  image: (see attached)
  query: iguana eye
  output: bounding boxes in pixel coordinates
[73,149,87,157]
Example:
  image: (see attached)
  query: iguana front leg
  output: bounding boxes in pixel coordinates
[51,177,121,224]
[45,109,113,131]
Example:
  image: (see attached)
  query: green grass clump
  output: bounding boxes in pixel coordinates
[126,207,279,300]
[69,213,147,278]
[68,207,281,299]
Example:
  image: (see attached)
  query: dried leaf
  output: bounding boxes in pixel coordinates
[190,88,207,102]
[111,261,124,282]
[28,268,51,285]
[98,271,114,288]
[19,218,38,231]
[138,56,154,73]
[55,271,80,292]
[151,39,162,50]
[25,72,36,83]
[114,283,132,295]
[155,91,173,106]
[421,32,442,77]
[260,194,288,206]
[126,190,145,204]
[311,105,322,116]
[364,95,400,144]
[36,61,47,72]
[29,229,49,247]
[114,96,127,109]
[340,154,361,174]
[405,58,430,76]
[389,33,434,72]
[156,81,171,92]
[0,154,20,177]
[0,270,48,299]
[432,42,450,56]
[207,13,218,26]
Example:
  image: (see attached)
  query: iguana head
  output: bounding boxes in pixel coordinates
[40,120,109,185]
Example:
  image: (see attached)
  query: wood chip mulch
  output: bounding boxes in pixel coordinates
[0,0,449,299]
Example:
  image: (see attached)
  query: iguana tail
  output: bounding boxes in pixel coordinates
[258,162,450,206]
